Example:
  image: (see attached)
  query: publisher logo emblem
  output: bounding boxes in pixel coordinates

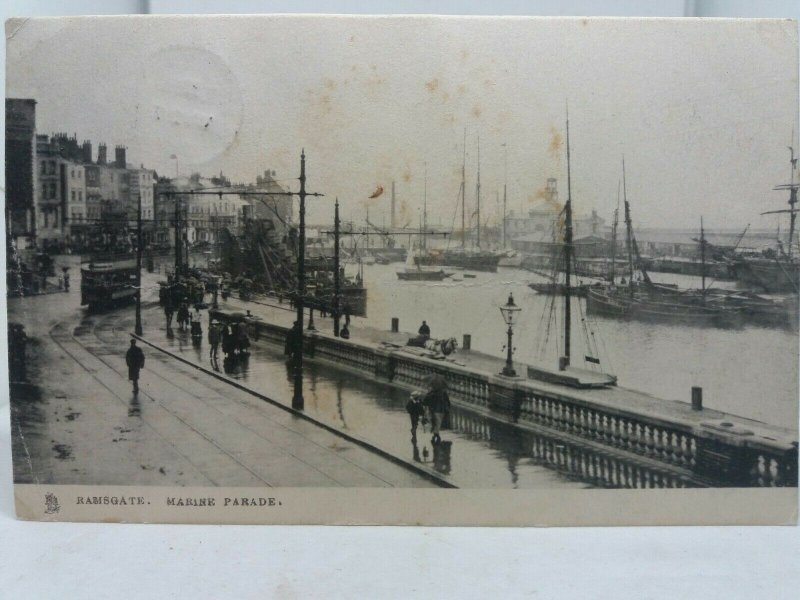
[44,492,61,514]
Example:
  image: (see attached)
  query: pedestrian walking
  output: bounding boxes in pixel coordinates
[125,338,145,394]
[190,306,203,339]
[406,391,426,438]
[236,321,250,355]
[208,320,220,361]
[284,320,302,358]
[222,324,236,358]
[164,297,175,330]
[177,299,190,331]
[424,385,450,445]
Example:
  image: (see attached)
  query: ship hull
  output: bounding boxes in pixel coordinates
[586,287,740,327]
[396,269,451,281]
[731,258,800,293]
[415,251,501,272]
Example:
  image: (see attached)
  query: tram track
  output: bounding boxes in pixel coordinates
[50,306,448,488]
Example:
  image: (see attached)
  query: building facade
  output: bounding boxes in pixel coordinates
[5,99,37,246]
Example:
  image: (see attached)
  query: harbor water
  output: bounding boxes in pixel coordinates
[354,262,798,429]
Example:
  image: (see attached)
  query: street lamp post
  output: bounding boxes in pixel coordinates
[499,293,521,377]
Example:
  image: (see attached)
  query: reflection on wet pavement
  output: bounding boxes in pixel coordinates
[149,313,588,489]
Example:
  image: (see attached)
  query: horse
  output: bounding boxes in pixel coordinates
[406,336,458,356]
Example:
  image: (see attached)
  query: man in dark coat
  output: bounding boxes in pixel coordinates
[284,320,302,358]
[125,339,145,393]
[424,386,450,445]
[418,321,431,339]
[406,391,426,439]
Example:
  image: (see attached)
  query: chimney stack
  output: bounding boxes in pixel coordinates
[82,140,92,163]
[98,143,107,165]
[114,145,126,168]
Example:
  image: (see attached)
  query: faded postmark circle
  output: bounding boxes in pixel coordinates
[137,45,243,167]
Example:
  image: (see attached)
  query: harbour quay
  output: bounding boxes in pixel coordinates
[211,300,798,489]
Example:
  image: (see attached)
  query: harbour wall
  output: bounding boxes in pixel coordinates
[212,310,798,489]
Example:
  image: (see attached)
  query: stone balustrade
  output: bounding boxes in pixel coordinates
[211,309,798,488]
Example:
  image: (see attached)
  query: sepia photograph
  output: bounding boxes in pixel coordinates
[4,14,798,525]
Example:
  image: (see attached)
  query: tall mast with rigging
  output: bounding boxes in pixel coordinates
[461,127,467,249]
[700,216,707,296]
[562,110,574,371]
[609,181,620,284]
[476,135,481,249]
[423,162,428,250]
[761,143,799,259]
[622,157,636,294]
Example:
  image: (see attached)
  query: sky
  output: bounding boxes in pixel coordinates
[6,15,799,230]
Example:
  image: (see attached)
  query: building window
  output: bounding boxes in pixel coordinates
[71,191,76,202]
[78,191,83,202]
[48,161,56,175]
[78,171,82,179]
[71,170,75,179]
[40,161,46,175]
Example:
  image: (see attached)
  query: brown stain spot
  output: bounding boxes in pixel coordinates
[549,125,563,159]
[441,91,450,102]
[460,49,469,61]
[483,79,494,89]
[456,84,467,95]
[402,168,413,183]
[319,94,333,115]
[398,199,412,224]
[349,35,356,43]
[529,188,547,203]
[425,78,439,92]
[323,78,337,91]
[471,105,483,119]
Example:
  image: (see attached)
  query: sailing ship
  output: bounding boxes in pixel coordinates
[414,131,502,272]
[396,247,452,281]
[397,166,453,281]
[729,147,800,293]
[525,113,617,389]
[586,162,744,328]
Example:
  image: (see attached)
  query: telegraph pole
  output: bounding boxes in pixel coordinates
[174,194,183,277]
[135,192,143,336]
[293,149,308,409]
[333,199,341,336]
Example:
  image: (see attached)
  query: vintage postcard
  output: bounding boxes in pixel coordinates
[4,15,798,525]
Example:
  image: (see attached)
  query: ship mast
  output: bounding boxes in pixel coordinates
[700,216,706,297]
[503,142,508,248]
[788,145,797,259]
[423,162,428,250]
[476,135,481,249]
[609,181,620,284]
[622,157,636,295]
[562,110,574,371]
[461,127,467,249]
[761,143,800,259]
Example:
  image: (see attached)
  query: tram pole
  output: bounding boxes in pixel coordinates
[333,198,341,337]
[293,149,307,410]
[135,192,143,336]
